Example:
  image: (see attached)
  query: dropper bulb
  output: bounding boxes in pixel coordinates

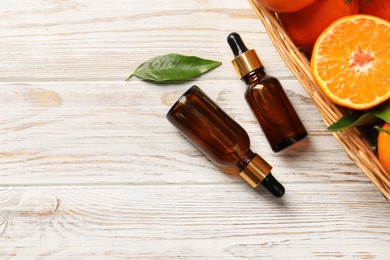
[260,172,285,197]
[227,32,249,57]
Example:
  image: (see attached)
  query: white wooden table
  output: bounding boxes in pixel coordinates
[1,0,390,258]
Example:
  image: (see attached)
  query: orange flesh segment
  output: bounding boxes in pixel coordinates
[312,15,390,110]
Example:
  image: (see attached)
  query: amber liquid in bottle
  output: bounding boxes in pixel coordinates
[167,85,285,197]
[167,86,252,170]
[228,32,307,152]
[243,68,307,152]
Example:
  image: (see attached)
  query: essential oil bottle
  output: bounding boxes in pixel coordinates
[227,32,307,152]
[167,85,285,197]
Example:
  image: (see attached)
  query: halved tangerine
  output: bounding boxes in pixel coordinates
[311,15,390,110]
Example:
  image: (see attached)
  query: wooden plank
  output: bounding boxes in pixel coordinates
[0,0,293,81]
[2,0,389,257]
[0,81,369,189]
[0,185,389,258]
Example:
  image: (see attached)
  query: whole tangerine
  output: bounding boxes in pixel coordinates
[256,0,316,13]
[359,0,390,22]
[378,123,390,174]
[278,0,359,52]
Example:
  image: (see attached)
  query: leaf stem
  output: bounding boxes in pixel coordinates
[125,74,135,81]
[375,126,390,135]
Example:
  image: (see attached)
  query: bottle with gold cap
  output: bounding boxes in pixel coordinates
[228,32,307,152]
[167,85,285,197]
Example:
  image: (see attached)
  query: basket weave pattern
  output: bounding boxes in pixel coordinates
[248,0,390,202]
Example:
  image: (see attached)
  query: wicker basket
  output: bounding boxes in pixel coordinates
[248,0,390,202]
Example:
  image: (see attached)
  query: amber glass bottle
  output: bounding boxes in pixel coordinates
[228,32,307,152]
[167,85,285,197]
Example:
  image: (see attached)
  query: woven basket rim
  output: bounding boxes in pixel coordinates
[248,0,390,202]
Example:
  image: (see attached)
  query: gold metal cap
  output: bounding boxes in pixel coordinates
[239,154,272,188]
[231,49,263,79]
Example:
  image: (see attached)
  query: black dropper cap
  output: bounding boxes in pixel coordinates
[227,32,249,56]
[227,32,263,79]
[260,173,285,197]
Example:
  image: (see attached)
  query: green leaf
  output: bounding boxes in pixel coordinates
[327,100,390,132]
[372,100,390,122]
[375,126,390,135]
[126,54,222,82]
[327,112,379,132]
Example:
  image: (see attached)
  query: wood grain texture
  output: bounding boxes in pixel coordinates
[1,186,390,258]
[0,82,364,186]
[0,0,292,82]
[0,0,389,258]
